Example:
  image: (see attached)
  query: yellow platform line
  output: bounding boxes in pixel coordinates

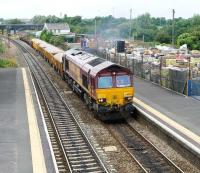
[22,68,47,173]
[133,97,200,144]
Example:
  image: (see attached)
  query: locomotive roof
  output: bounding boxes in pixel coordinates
[32,38,49,48]
[54,52,64,63]
[64,49,121,76]
[44,46,63,54]
[32,38,46,45]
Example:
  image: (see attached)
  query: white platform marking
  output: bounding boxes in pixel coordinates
[134,97,200,144]
[22,68,47,173]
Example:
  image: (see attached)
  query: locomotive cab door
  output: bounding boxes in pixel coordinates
[87,70,91,94]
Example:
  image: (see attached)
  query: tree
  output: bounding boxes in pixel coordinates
[7,18,24,24]
[155,30,171,43]
[32,15,47,24]
[29,13,200,46]
[40,30,53,42]
[69,16,82,25]
[46,15,62,23]
[49,36,65,46]
[190,15,200,26]
[177,32,200,50]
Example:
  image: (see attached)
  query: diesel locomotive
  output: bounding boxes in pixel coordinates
[30,38,135,120]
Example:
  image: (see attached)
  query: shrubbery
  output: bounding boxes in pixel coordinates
[177,32,200,50]
[0,59,16,68]
[40,30,65,47]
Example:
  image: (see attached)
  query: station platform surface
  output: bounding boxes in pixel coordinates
[0,68,56,173]
[133,77,200,153]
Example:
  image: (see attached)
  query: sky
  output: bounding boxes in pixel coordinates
[0,0,200,19]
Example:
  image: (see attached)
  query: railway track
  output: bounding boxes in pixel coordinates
[13,38,186,172]
[108,121,184,173]
[13,40,109,173]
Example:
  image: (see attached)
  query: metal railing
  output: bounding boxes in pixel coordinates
[95,49,200,95]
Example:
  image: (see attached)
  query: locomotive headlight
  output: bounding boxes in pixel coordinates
[124,96,133,101]
[98,98,106,103]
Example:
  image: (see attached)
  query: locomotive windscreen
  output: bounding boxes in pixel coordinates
[116,75,131,87]
[98,76,113,88]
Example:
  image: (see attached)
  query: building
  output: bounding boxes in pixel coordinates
[43,23,70,35]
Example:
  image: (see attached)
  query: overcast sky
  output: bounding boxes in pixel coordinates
[0,0,200,19]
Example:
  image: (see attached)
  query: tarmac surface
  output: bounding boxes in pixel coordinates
[0,68,56,173]
[133,77,200,150]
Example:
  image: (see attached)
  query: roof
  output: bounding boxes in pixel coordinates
[64,49,122,76]
[44,23,70,30]
[32,38,50,48]
[44,46,63,54]
[54,52,64,63]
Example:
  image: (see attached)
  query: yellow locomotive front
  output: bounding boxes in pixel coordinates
[94,68,135,120]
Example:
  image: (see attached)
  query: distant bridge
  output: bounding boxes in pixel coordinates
[0,24,43,34]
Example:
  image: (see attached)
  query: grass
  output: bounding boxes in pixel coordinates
[0,59,17,68]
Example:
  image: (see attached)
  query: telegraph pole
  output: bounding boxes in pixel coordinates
[94,18,98,49]
[112,8,115,18]
[129,8,132,40]
[172,9,175,46]
[94,18,97,39]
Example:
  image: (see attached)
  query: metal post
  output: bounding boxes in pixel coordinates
[132,59,134,75]
[94,18,98,49]
[150,62,152,81]
[189,56,191,80]
[141,53,144,78]
[160,56,163,86]
[7,32,10,48]
[114,46,116,63]
[125,48,127,67]
[172,9,175,46]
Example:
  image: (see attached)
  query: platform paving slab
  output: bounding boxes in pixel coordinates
[0,68,56,173]
[133,77,200,150]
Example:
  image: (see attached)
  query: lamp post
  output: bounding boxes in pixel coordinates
[141,51,144,78]
[159,55,164,86]
[188,55,191,80]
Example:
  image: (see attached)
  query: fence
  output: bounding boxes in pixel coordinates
[188,80,200,100]
[95,49,200,95]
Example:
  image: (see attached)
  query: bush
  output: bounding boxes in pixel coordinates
[0,59,17,68]
[40,30,53,42]
[49,36,65,46]
[177,32,200,50]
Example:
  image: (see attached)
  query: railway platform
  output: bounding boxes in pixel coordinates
[0,68,56,173]
[133,77,200,154]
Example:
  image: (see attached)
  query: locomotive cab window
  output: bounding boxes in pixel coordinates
[116,75,131,87]
[98,76,113,88]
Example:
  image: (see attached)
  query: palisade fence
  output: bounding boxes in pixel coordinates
[95,49,200,97]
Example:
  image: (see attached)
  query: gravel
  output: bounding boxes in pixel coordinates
[128,119,200,173]
[34,50,144,173]
[15,41,200,173]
